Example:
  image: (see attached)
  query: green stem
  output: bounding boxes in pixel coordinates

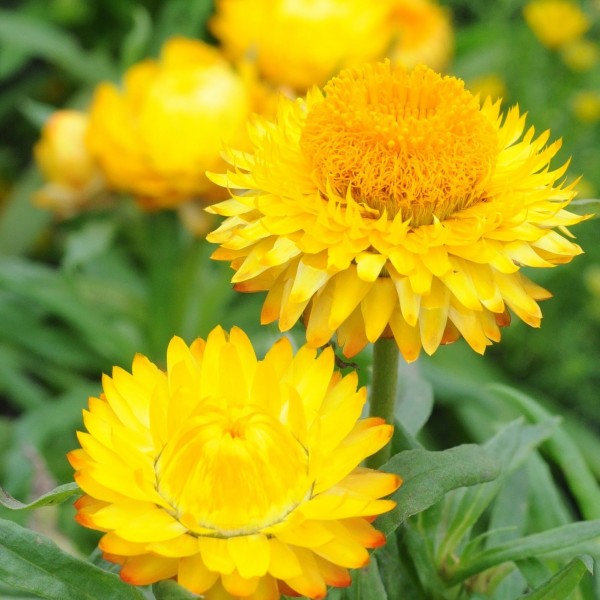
[367,338,400,468]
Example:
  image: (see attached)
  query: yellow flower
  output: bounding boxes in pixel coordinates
[69,327,399,599]
[572,90,600,123]
[523,0,589,49]
[210,0,391,91]
[560,38,600,71]
[34,110,105,217]
[86,37,252,210]
[387,0,454,72]
[207,62,586,361]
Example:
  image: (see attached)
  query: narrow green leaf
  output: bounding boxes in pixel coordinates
[120,6,153,69]
[521,557,593,599]
[152,580,197,599]
[568,198,600,218]
[62,220,118,272]
[0,10,115,83]
[19,98,55,129]
[489,385,600,520]
[446,521,600,585]
[0,519,146,600]
[0,483,80,511]
[377,444,500,535]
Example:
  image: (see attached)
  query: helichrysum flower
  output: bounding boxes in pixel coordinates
[207,62,586,361]
[86,37,252,210]
[34,110,105,217]
[388,0,454,72]
[523,0,589,49]
[210,0,391,91]
[69,327,399,599]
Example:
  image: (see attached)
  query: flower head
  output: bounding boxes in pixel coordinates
[69,327,399,598]
[86,37,253,210]
[388,0,453,72]
[523,0,589,49]
[207,62,586,361]
[34,110,105,217]
[211,0,391,90]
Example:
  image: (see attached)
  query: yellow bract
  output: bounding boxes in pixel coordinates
[207,61,586,361]
[33,110,105,217]
[86,37,252,209]
[69,327,399,599]
[523,0,589,49]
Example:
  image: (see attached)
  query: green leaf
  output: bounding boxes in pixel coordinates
[120,6,153,70]
[521,556,593,599]
[62,220,118,272]
[446,521,600,585]
[394,360,434,436]
[0,9,115,83]
[152,580,197,599]
[377,444,500,535]
[19,98,56,129]
[0,519,146,600]
[489,385,600,520]
[345,556,388,600]
[0,482,80,511]
[438,418,558,562]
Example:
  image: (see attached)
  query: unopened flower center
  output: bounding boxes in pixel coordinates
[300,63,499,225]
[155,405,311,536]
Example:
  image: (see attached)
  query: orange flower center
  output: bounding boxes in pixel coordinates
[300,62,499,225]
[155,405,311,536]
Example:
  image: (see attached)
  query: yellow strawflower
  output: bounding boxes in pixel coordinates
[86,37,252,210]
[388,0,454,72]
[210,0,391,90]
[33,110,105,217]
[523,0,589,49]
[69,327,399,599]
[468,74,507,104]
[560,38,600,71]
[207,62,586,361]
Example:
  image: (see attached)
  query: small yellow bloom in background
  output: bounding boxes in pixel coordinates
[387,0,454,72]
[33,110,105,218]
[468,74,507,105]
[211,0,391,91]
[207,62,586,361]
[69,327,399,599]
[560,38,600,71]
[572,90,600,122]
[523,0,590,49]
[86,37,252,211]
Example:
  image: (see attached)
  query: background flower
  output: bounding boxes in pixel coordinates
[523,0,590,49]
[69,327,399,599]
[33,110,105,217]
[208,62,586,361]
[86,37,253,210]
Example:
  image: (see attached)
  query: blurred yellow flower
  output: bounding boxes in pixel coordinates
[207,62,586,361]
[34,110,105,217]
[560,38,600,71]
[87,37,252,210]
[211,0,391,90]
[69,327,399,599]
[572,90,600,122]
[523,0,589,49]
[388,0,454,72]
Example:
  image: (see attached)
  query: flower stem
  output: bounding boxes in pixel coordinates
[367,337,400,469]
